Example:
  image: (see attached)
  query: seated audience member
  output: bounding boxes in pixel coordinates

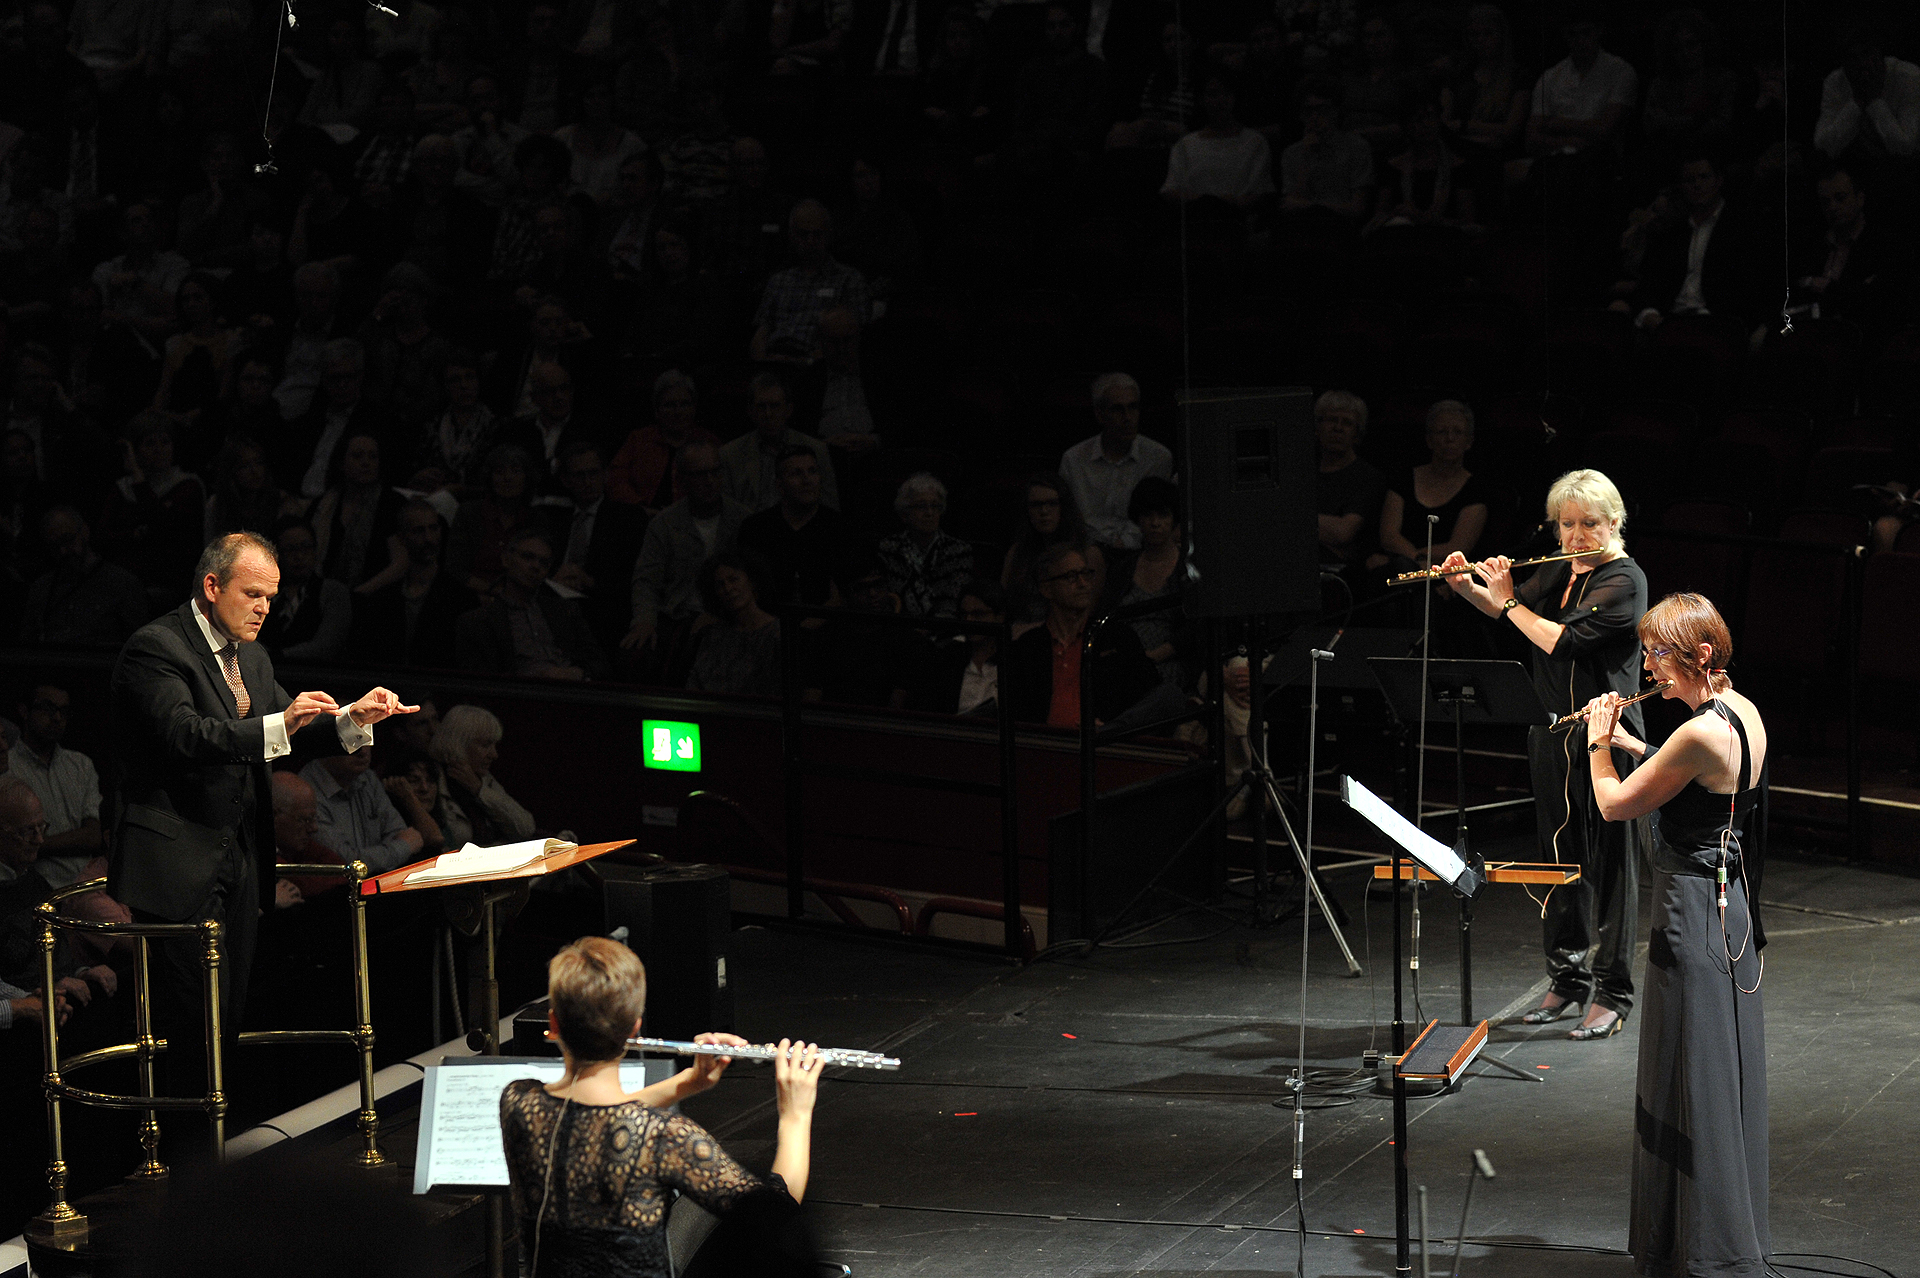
[1005,544,1182,733]
[1002,4,1113,174]
[1525,6,1637,160]
[447,444,539,596]
[199,355,285,477]
[813,306,881,456]
[151,273,241,437]
[311,434,406,589]
[177,134,272,270]
[220,223,297,340]
[203,435,303,543]
[1341,14,1414,153]
[1280,78,1375,226]
[374,748,446,858]
[834,158,921,303]
[349,500,477,666]
[700,136,790,282]
[607,370,720,512]
[750,200,871,363]
[1314,391,1386,571]
[554,76,647,205]
[488,295,598,423]
[937,580,1007,716]
[280,338,389,501]
[1102,478,1191,689]
[53,279,161,433]
[877,473,972,618]
[1640,9,1736,163]
[719,373,840,512]
[412,350,497,493]
[299,16,383,131]
[8,344,110,509]
[622,442,749,678]
[91,201,190,343]
[599,151,665,282]
[1,974,67,1034]
[1371,400,1488,576]
[1059,373,1174,552]
[271,771,339,907]
[1161,76,1275,209]
[96,413,206,600]
[1441,5,1528,178]
[21,507,150,648]
[619,218,729,372]
[1001,473,1106,626]
[391,136,497,293]
[358,264,457,434]
[1620,152,1761,332]
[258,519,354,663]
[499,939,821,1278]
[1813,24,1920,162]
[737,447,865,609]
[455,527,610,680]
[0,778,116,1004]
[300,745,424,875]
[498,362,593,491]
[1,429,56,574]
[270,262,347,423]
[1366,93,1479,233]
[686,552,784,698]
[429,705,537,846]
[805,560,937,709]
[1794,164,1911,331]
[9,682,104,891]
[543,440,647,649]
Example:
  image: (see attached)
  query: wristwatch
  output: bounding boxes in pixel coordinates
[1501,597,1520,614]
[1587,741,1607,754]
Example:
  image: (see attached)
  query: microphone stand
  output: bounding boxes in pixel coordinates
[1290,644,1334,1278]
[1395,514,1438,1278]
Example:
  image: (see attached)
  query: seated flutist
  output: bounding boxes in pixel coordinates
[500,937,822,1278]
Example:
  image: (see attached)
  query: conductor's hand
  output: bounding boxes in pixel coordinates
[346,687,420,727]
[773,1038,821,1122]
[683,1032,751,1095]
[286,690,341,733]
[1475,556,1515,608]
[1584,691,1622,748]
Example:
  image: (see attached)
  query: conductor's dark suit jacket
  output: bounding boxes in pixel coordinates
[108,602,352,921]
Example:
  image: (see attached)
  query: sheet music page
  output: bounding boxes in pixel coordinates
[1340,775,1467,883]
[414,1061,656,1192]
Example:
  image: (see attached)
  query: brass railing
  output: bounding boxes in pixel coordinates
[29,861,383,1246]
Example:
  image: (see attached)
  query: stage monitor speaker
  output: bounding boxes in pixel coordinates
[601,863,734,1042]
[1178,387,1319,618]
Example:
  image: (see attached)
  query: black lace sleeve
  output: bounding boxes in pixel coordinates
[649,1112,775,1215]
[499,1079,545,1221]
[1548,560,1646,658]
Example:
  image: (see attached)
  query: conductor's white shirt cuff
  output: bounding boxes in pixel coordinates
[264,712,290,760]
[336,713,374,753]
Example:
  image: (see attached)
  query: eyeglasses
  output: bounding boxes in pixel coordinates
[1045,567,1098,585]
[1646,646,1673,662]
[4,821,48,840]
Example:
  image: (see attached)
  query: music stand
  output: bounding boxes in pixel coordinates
[1368,658,1550,1025]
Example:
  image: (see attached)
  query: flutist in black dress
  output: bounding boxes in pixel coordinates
[1440,468,1651,1039]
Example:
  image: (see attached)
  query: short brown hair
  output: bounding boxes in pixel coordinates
[547,937,647,1061]
[1638,592,1733,693]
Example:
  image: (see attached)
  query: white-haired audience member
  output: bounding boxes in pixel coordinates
[1314,389,1386,571]
[1058,373,1174,552]
[877,473,973,618]
[428,705,536,847]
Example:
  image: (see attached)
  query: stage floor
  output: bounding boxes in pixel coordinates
[672,844,1916,1277]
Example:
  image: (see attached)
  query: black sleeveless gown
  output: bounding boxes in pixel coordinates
[1630,700,1769,1276]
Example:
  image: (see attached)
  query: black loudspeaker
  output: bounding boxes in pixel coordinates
[1179,387,1320,617]
[601,863,734,1042]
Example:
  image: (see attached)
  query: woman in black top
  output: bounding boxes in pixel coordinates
[500,937,822,1278]
[1581,594,1770,1276]
[1439,468,1650,1039]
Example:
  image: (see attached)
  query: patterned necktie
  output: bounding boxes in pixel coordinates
[219,644,251,718]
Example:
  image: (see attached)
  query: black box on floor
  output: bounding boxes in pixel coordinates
[601,862,734,1042]
[1048,764,1221,943]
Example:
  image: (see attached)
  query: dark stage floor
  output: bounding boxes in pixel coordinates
[669,846,1917,1278]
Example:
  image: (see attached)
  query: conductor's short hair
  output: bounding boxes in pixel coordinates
[196,532,278,590]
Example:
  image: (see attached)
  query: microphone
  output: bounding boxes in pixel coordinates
[1310,649,1336,662]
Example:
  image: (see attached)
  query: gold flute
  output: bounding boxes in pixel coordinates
[1388,549,1601,587]
[1549,681,1674,731]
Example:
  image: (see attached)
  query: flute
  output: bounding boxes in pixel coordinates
[1549,681,1674,731]
[1388,549,1600,587]
[628,1036,902,1071]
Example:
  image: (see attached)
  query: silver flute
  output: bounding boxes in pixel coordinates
[628,1036,901,1071]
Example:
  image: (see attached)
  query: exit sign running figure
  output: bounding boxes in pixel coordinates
[642,721,702,771]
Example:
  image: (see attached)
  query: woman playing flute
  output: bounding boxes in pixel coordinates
[1436,468,1651,1040]
[1580,593,1770,1276]
[500,937,822,1277]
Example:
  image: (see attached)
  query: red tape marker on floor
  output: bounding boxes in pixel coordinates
[1062,1033,1077,1039]
[954,1112,978,1117]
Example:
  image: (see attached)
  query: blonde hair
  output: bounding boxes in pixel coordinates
[1544,469,1627,552]
[1639,592,1734,694]
[429,704,503,768]
[547,937,647,1061]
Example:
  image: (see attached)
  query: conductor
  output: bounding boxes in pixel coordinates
[110,531,416,1100]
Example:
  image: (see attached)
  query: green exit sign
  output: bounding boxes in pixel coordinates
[643,720,702,771]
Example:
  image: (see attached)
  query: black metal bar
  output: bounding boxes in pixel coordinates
[996,630,1021,958]
[781,617,805,920]
[1094,706,1206,746]
[1454,698,1472,1027]
[1079,614,1099,944]
[1246,615,1268,912]
[1845,550,1862,858]
[796,758,1003,797]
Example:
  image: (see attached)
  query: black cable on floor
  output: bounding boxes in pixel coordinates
[1771,1255,1899,1278]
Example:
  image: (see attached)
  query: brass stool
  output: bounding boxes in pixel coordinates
[28,861,385,1247]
